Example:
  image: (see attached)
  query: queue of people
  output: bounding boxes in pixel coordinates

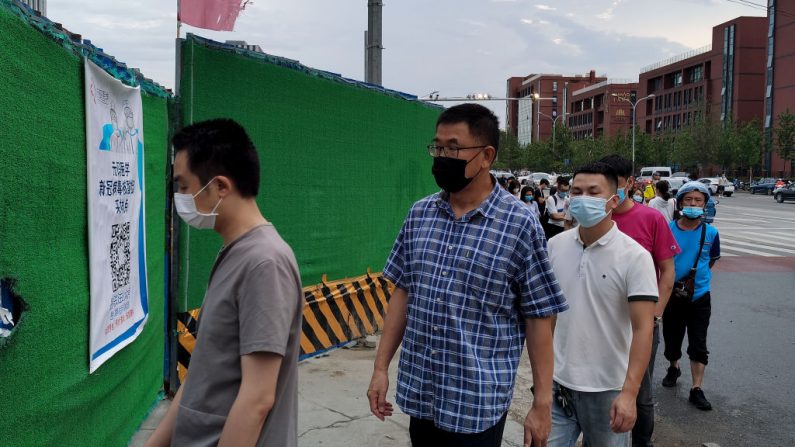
[147,105,721,447]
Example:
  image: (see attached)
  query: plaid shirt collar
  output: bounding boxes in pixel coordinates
[434,176,501,221]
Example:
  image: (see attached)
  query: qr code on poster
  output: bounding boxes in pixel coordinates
[109,222,131,292]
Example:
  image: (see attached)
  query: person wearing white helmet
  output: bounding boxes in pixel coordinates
[661,181,721,412]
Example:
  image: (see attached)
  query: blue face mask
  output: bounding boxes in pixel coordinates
[632,194,644,203]
[616,189,626,202]
[523,196,534,202]
[558,191,569,198]
[682,207,704,219]
[569,195,614,228]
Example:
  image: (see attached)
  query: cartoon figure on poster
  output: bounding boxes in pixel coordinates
[121,101,140,154]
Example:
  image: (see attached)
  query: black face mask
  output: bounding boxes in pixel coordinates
[431,151,483,193]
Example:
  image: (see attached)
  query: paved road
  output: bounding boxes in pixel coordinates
[652,191,795,446]
[710,191,795,257]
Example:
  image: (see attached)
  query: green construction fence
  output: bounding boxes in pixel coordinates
[0,2,170,446]
[177,34,440,311]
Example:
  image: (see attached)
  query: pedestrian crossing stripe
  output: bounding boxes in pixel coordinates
[176,270,394,382]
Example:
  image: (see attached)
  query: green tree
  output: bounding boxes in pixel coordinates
[774,109,795,170]
[731,119,763,173]
[715,123,736,171]
[496,130,524,171]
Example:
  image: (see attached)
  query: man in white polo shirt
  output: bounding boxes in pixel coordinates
[547,161,658,447]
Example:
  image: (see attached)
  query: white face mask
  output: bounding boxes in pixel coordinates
[174,178,223,229]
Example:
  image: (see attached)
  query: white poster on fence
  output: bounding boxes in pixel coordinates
[85,58,149,373]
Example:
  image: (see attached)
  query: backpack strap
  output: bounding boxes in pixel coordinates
[689,223,707,277]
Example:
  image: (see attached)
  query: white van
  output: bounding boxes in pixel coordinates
[638,166,671,180]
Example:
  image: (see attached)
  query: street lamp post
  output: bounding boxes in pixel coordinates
[532,93,554,143]
[538,111,564,152]
[611,93,655,174]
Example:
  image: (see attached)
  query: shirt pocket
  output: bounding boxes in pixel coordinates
[463,250,511,316]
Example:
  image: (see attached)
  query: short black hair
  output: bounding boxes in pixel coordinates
[437,103,500,153]
[573,162,618,191]
[656,179,671,200]
[598,154,633,179]
[556,176,570,187]
[520,185,534,197]
[173,119,261,198]
[539,178,550,186]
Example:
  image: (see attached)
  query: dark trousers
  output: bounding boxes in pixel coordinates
[663,292,711,365]
[632,322,660,447]
[409,413,507,447]
[545,224,565,240]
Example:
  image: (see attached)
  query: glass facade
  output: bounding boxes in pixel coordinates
[721,24,736,124]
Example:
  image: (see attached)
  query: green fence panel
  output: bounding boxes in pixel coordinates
[0,3,168,446]
[177,36,440,310]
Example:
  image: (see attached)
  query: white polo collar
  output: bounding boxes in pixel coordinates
[573,221,619,247]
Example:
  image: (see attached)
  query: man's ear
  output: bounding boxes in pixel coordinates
[214,175,234,198]
[484,146,497,166]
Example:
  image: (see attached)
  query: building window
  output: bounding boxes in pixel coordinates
[690,65,703,83]
[553,81,558,92]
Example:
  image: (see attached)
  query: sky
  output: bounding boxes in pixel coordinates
[47,0,767,127]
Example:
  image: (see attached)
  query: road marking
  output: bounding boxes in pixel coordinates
[715,227,795,231]
[721,236,795,254]
[720,231,795,243]
[719,244,778,257]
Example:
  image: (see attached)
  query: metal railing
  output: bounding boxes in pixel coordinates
[640,45,712,74]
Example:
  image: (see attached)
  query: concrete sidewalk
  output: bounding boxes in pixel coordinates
[130,337,535,446]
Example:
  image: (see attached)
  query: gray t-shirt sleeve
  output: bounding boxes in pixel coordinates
[238,259,301,356]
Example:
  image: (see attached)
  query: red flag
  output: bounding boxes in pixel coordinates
[178,0,249,32]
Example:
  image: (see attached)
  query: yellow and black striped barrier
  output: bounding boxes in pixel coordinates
[176,270,393,381]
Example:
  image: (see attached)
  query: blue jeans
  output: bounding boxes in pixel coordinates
[549,382,630,447]
[632,322,660,446]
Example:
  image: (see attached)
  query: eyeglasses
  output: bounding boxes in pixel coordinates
[427,144,487,158]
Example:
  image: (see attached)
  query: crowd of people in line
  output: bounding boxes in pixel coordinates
[144,105,722,447]
[500,170,689,240]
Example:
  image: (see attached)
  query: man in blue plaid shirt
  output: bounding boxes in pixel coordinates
[367,104,568,447]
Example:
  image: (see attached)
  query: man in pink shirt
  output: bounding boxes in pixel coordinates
[600,155,680,447]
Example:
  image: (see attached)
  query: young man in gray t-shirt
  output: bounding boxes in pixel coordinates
[146,119,304,447]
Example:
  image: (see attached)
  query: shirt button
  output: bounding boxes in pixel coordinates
[433,326,439,332]
[431,350,438,356]
[441,271,448,276]
[448,245,454,251]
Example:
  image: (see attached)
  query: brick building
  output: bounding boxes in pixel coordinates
[567,80,639,140]
[506,71,605,146]
[638,16,768,138]
[764,0,795,176]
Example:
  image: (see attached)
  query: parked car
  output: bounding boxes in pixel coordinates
[672,171,690,178]
[697,177,734,197]
[749,180,778,195]
[490,170,514,180]
[638,166,672,181]
[666,177,690,195]
[774,183,795,203]
[530,172,552,185]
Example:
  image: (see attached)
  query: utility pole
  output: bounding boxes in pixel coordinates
[365,1,383,85]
